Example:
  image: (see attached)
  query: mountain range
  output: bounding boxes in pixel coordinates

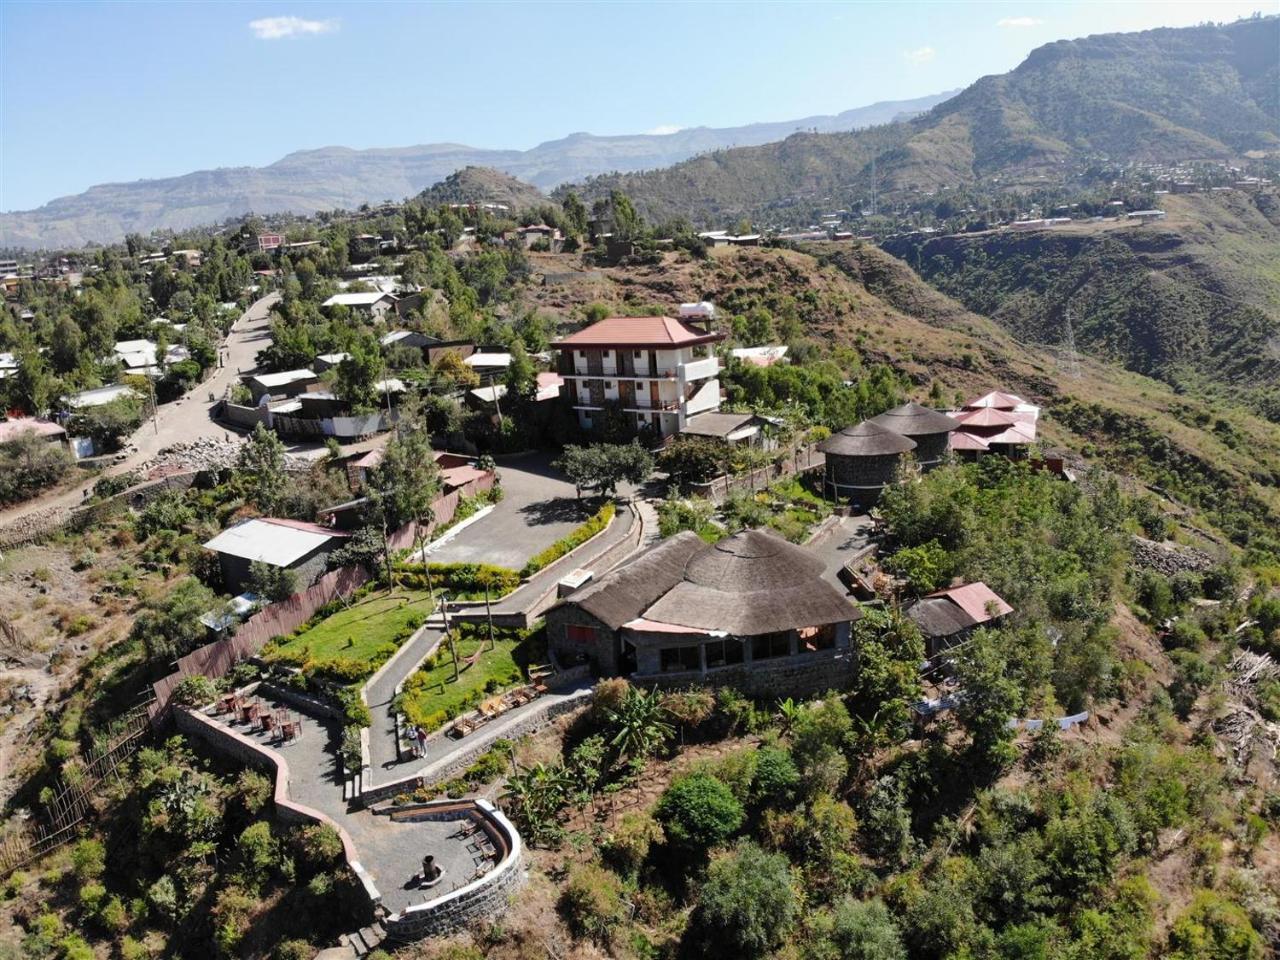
[0,92,955,250]
[563,16,1280,224]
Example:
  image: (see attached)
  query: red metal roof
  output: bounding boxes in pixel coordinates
[0,418,65,443]
[929,582,1012,623]
[553,316,724,349]
[955,407,1019,428]
[964,390,1025,410]
[948,431,991,451]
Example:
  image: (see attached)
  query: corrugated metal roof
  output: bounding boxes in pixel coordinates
[930,582,1012,623]
[203,517,346,567]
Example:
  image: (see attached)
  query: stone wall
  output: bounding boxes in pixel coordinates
[637,647,859,700]
[545,606,619,676]
[382,799,524,941]
[359,689,593,807]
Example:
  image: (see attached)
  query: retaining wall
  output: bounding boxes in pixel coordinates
[359,688,593,807]
[380,798,524,941]
[173,705,381,907]
[637,648,859,700]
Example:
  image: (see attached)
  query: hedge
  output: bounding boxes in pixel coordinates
[520,503,615,578]
[395,561,522,598]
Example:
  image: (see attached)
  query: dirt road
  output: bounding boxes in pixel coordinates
[0,292,279,532]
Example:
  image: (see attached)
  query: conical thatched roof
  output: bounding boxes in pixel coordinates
[570,531,705,630]
[869,401,960,437]
[640,528,859,635]
[820,420,917,457]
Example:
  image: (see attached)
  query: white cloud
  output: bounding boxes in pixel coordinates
[248,16,339,40]
[997,16,1043,28]
[646,124,682,136]
[903,46,935,64]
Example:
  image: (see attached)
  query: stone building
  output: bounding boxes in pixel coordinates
[202,517,350,593]
[867,401,960,470]
[545,528,862,698]
[819,420,917,506]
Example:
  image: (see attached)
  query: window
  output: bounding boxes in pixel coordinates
[799,624,836,652]
[751,631,791,661]
[633,350,642,358]
[660,646,701,673]
[605,381,614,389]
[566,624,596,645]
[704,639,744,668]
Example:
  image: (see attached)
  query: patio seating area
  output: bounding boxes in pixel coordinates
[444,681,548,740]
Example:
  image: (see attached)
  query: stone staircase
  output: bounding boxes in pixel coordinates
[319,920,387,959]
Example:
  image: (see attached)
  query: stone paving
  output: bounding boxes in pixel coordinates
[208,698,482,915]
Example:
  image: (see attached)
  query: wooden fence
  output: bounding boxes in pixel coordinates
[0,705,152,877]
[149,564,372,725]
[147,471,494,726]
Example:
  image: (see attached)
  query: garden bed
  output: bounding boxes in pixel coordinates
[397,624,546,733]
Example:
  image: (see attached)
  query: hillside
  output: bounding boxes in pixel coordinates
[562,16,1280,224]
[0,92,953,250]
[523,242,1280,554]
[881,192,1280,420]
[413,166,547,210]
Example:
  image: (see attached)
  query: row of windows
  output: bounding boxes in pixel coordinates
[658,628,836,673]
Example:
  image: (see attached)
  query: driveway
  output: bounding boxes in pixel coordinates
[424,452,592,570]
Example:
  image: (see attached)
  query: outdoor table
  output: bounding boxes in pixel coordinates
[260,713,275,733]
[281,720,298,741]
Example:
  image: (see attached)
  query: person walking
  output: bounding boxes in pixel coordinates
[415,725,428,759]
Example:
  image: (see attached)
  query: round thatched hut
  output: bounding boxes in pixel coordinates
[868,401,960,469]
[819,420,916,505]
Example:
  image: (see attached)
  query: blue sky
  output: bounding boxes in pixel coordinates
[0,0,1270,212]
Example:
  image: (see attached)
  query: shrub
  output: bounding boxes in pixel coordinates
[172,674,218,708]
[294,824,344,874]
[752,746,800,809]
[655,772,744,853]
[692,841,798,958]
[273,940,315,960]
[236,821,279,890]
[147,875,179,923]
[1166,890,1264,960]
[823,897,907,960]
[560,863,627,943]
[71,838,106,881]
[602,812,663,877]
[97,895,129,934]
[79,881,107,913]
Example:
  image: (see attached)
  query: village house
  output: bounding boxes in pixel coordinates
[63,383,140,410]
[678,410,774,447]
[906,582,1013,657]
[322,291,398,320]
[947,390,1040,459]
[867,402,960,470]
[243,369,321,403]
[553,314,725,439]
[510,224,564,252]
[546,528,862,697]
[202,517,350,594]
[0,417,68,449]
[820,420,917,506]
[113,339,190,378]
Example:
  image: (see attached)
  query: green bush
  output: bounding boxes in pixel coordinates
[71,838,105,881]
[655,772,744,853]
[560,863,628,943]
[172,674,218,707]
[692,841,798,958]
[1166,890,1264,960]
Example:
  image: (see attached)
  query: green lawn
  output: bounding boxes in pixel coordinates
[398,631,526,732]
[265,587,433,669]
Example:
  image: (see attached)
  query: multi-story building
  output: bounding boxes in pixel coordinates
[553,315,725,438]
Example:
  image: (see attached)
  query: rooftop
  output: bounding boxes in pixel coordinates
[322,292,393,307]
[868,402,960,437]
[203,517,349,567]
[566,528,859,637]
[820,420,917,457]
[553,316,724,349]
[680,411,762,440]
[248,369,317,388]
[0,418,66,444]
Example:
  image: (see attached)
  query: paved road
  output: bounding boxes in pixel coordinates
[0,293,279,529]
[806,514,877,592]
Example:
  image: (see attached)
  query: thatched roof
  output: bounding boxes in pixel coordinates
[640,528,860,635]
[568,531,705,630]
[869,402,960,437]
[820,421,917,457]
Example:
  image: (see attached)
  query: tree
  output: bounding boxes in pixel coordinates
[433,349,480,389]
[132,577,220,664]
[248,561,298,602]
[0,431,73,506]
[658,436,727,488]
[954,628,1023,772]
[1166,890,1264,960]
[693,841,797,958]
[609,190,642,239]
[561,191,589,236]
[554,442,653,499]
[823,898,907,960]
[70,394,144,452]
[606,686,673,763]
[237,423,286,513]
[654,773,744,853]
[333,335,385,412]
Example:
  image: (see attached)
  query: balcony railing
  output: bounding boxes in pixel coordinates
[678,356,720,382]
